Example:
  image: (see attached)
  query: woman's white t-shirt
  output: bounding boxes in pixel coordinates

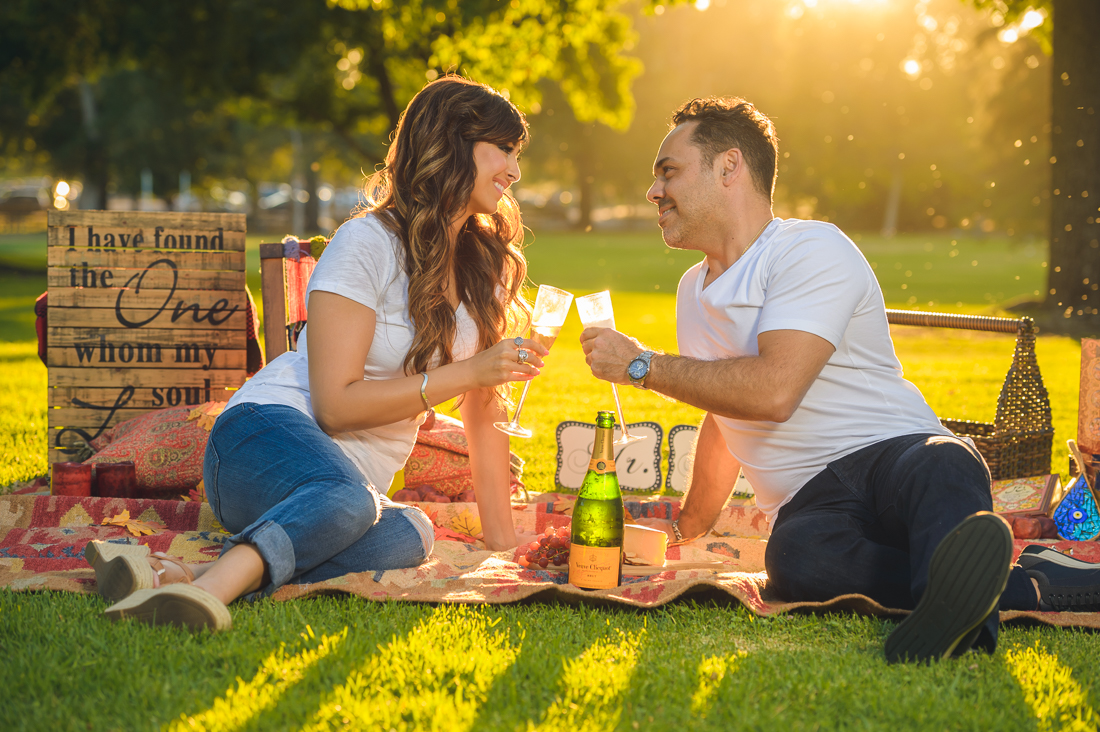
[226,214,480,490]
[675,217,953,523]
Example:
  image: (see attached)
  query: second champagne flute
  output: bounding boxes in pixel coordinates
[494,284,574,438]
[575,290,645,446]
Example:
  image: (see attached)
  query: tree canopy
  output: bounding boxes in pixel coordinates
[0,0,642,209]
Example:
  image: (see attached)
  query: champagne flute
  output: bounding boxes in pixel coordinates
[575,290,646,446]
[494,284,574,438]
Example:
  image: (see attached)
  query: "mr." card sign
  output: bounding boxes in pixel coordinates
[554,420,663,493]
[46,211,248,464]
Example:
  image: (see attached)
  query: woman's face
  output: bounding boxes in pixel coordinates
[465,140,522,218]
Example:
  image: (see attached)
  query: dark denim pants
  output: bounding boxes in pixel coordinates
[764,433,1038,644]
[203,403,435,599]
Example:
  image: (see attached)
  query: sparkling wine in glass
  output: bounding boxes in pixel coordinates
[494,284,574,438]
[575,290,646,446]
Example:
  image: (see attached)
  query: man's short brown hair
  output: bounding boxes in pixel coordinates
[671,97,778,200]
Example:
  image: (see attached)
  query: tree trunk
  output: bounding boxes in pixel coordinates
[304,160,320,235]
[1045,0,1100,329]
[291,129,305,236]
[78,80,109,210]
[575,126,595,230]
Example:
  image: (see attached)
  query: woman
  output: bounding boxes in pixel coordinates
[90,76,546,630]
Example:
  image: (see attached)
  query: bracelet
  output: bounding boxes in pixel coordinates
[419,372,432,412]
[671,519,684,543]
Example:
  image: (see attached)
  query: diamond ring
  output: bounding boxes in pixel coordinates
[513,336,525,347]
[517,349,529,364]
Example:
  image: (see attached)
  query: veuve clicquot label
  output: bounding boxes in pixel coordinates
[569,410,624,591]
[568,544,622,589]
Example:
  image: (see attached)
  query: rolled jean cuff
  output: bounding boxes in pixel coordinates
[221,519,296,600]
[404,506,436,558]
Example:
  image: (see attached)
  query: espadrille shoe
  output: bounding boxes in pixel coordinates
[84,540,154,601]
[148,552,195,587]
[885,512,1012,664]
[104,584,231,632]
[85,542,195,601]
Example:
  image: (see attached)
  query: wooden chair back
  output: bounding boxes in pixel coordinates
[259,240,318,364]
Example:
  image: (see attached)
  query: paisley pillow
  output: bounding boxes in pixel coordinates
[405,413,525,497]
[84,404,222,495]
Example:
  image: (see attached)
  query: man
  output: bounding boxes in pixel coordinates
[581,97,1100,662]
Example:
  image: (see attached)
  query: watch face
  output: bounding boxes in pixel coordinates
[628,359,646,380]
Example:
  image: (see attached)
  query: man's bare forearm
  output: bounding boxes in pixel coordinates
[581,326,834,424]
[676,413,741,541]
[645,353,788,422]
[643,330,835,422]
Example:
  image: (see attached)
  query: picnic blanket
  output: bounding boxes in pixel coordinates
[2,492,1099,629]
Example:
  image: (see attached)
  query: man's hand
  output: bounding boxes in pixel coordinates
[636,517,679,545]
[580,327,646,385]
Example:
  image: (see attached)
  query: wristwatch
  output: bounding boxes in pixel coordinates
[627,350,655,389]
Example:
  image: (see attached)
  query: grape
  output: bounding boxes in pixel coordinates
[519,526,571,570]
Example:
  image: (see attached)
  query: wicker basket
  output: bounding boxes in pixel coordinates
[886,310,1054,480]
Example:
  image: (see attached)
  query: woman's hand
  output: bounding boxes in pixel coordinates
[513,530,540,548]
[466,337,548,389]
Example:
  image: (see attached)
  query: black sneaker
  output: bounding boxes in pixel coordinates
[1021,549,1100,612]
[885,512,1012,664]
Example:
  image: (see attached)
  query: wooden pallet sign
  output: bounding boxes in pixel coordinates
[46,211,248,464]
[1079,339,1100,456]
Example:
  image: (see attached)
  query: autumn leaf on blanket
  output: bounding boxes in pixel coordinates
[181,480,206,503]
[435,526,477,544]
[449,509,482,538]
[102,510,165,537]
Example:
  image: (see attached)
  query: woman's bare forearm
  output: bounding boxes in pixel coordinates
[460,389,519,550]
[314,359,478,434]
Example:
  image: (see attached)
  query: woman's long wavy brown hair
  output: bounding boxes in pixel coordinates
[360,76,531,406]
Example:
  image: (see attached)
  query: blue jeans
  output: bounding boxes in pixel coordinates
[765,433,1038,646]
[203,403,435,600]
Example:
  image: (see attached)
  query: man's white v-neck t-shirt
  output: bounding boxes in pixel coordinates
[675,217,952,523]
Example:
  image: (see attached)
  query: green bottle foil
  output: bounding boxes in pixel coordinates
[568,410,624,589]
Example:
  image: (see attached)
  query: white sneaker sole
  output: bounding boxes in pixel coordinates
[1018,546,1100,571]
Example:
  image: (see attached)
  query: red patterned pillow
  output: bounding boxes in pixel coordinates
[404,413,526,497]
[84,403,223,492]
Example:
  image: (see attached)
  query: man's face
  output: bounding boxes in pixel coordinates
[646,122,723,250]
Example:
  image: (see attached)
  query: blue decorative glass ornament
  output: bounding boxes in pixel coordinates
[1052,475,1100,541]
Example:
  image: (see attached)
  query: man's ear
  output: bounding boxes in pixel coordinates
[720,149,742,187]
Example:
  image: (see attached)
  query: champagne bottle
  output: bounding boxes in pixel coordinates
[569,410,624,590]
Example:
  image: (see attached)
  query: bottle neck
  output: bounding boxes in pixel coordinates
[594,424,620,464]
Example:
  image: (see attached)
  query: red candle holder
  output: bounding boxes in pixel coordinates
[51,462,93,497]
[94,461,137,499]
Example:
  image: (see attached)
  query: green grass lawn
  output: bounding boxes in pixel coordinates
[1,228,1095,731]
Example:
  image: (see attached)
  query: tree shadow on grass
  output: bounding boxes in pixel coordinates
[681,611,1037,732]
[468,601,647,732]
[230,595,429,732]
